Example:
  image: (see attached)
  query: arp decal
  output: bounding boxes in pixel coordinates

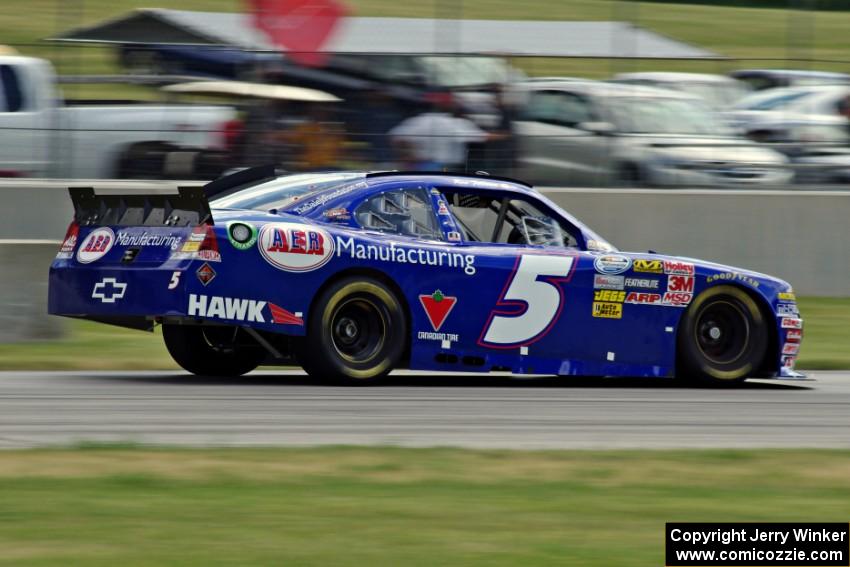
[479,254,575,347]
[633,259,663,274]
[77,228,115,264]
[419,290,457,332]
[781,318,803,329]
[625,292,662,305]
[259,223,334,272]
[594,254,631,275]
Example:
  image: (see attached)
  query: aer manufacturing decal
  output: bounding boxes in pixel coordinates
[258,223,334,272]
[76,227,115,264]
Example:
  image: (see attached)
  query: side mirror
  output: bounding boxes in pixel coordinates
[579,121,616,136]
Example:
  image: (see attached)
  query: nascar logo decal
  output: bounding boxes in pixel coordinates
[594,254,631,275]
[77,227,115,264]
[258,223,334,272]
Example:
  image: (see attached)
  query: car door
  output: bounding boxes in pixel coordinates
[435,187,595,367]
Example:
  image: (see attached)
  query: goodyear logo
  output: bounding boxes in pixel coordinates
[592,302,622,319]
[594,289,626,303]
[633,259,663,274]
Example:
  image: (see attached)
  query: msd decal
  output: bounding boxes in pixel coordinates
[77,228,115,264]
[259,223,334,272]
[662,292,692,306]
[188,294,303,325]
[419,290,457,332]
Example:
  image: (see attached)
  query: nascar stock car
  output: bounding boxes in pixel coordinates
[48,167,804,384]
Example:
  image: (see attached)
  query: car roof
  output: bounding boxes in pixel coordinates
[520,79,697,99]
[614,72,738,84]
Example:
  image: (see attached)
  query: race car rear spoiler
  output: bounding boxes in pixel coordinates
[69,186,212,227]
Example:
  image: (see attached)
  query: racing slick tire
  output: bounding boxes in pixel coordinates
[676,285,768,386]
[299,277,407,383]
[162,324,265,377]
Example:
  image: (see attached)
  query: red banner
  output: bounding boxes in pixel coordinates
[247,0,348,67]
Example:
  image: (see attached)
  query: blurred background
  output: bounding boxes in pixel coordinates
[3,0,850,184]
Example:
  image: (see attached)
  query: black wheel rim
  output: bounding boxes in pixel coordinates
[694,299,750,365]
[330,296,387,364]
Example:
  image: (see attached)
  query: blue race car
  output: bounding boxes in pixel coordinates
[49,168,803,385]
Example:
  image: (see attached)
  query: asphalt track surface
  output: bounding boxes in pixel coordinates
[0,370,848,449]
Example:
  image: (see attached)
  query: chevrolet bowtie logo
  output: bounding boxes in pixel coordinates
[92,278,127,303]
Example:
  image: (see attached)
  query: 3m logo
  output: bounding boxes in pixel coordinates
[633,259,663,274]
[667,276,694,293]
[592,302,622,319]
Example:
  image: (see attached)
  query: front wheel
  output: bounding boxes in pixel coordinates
[298,277,407,383]
[162,324,265,377]
[676,285,768,385]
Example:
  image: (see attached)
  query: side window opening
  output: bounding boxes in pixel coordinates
[0,65,24,113]
[441,189,580,248]
[355,187,442,240]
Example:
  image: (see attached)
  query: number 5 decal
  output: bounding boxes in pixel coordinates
[478,254,576,348]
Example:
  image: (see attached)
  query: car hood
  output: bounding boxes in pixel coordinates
[638,138,788,164]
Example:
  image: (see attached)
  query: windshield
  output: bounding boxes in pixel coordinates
[211,172,366,212]
[419,56,512,88]
[733,89,816,111]
[607,97,731,135]
[676,82,749,108]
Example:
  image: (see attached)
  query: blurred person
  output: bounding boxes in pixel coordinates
[485,83,519,175]
[277,103,347,171]
[390,91,499,171]
[350,87,405,169]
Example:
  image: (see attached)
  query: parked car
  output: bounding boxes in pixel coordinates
[48,168,803,385]
[514,80,792,187]
[611,72,750,108]
[730,69,850,92]
[0,55,236,178]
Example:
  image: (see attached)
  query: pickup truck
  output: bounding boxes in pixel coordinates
[0,55,237,179]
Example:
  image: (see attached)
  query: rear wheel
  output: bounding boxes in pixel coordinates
[298,277,406,383]
[162,324,265,377]
[677,285,768,385]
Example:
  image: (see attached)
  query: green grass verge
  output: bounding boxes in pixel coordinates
[0,446,848,566]
[0,296,844,371]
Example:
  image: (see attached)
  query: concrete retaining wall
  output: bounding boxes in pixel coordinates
[0,180,847,342]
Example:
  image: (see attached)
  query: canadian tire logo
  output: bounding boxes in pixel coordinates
[258,223,334,272]
[419,290,457,332]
